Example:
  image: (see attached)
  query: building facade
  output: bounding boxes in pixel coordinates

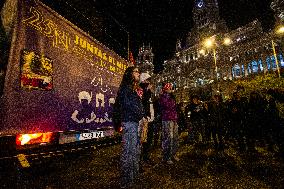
[136,44,154,74]
[271,0,284,23]
[155,0,284,102]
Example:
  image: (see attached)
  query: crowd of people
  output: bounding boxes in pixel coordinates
[181,89,284,155]
[114,66,284,188]
[115,66,181,188]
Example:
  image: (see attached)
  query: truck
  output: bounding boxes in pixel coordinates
[0,0,128,166]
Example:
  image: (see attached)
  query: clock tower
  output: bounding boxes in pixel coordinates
[191,0,228,42]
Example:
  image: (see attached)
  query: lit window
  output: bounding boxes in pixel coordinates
[279,54,284,67]
[258,60,263,71]
[251,61,258,73]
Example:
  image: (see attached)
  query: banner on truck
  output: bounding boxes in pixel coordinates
[1,0,128,134]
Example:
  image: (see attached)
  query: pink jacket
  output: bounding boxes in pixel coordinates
[159,93,178,121]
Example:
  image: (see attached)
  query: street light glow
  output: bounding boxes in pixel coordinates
[204,38,214,48]
[276,26,284,34]
[223,37,232,45]
[199,49,205,55]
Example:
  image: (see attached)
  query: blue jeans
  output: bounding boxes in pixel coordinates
[162,121,179,161]
[121,122,140,187]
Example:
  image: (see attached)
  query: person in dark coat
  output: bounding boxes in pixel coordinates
[246,91,266,153]
[208,94,227,151]
[228,91,246,152]
[176,102,186,133]
[116,66,144,188]
[185,95,206,144]
[264,97,281,152]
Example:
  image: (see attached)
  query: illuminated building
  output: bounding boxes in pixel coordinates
[271,0,284,23]
[156,0,284,102]
[136,44,154,75]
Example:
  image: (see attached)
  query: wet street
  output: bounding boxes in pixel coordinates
[1,136,284,189]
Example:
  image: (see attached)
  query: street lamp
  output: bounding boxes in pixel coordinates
[223,37,232,46]
[271,40,281,78]
[199,49,206,56]
[203,37,231,91]
[272,25,284,78]
[276,25,284,35]
[204,38,218,82]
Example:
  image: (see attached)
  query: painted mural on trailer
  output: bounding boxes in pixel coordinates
[70,73,116,130]
[0,0,127,134]
[20,49,53,90]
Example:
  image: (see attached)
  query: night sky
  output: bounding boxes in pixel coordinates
[0,0,276,72]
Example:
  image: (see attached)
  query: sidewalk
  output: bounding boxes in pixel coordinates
[2,137,283,189]
[132,142,284,189]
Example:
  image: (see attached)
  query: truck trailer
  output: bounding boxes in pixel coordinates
[0,0,128,166]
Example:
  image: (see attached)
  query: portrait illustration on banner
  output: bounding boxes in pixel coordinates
[20,49,53,90]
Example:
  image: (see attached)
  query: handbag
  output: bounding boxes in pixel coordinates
[139,118,149,143]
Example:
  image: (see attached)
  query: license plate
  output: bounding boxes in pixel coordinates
[76,131,104,141]
[58,133,77,144]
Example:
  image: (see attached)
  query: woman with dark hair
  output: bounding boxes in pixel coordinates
[116,66,144,188]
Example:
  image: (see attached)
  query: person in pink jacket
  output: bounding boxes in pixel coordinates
[159,83,179,164]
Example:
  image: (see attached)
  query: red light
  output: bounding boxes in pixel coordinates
[16,132,53,145]
[118,127,123,133]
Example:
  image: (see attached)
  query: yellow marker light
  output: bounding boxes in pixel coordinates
[17,154,30,168]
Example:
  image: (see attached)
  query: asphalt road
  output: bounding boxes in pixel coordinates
[0,138,284,189]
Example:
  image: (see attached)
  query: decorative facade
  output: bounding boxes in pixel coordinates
[136,44,154,74]
[156,0,284,102]
[271,0,284,23]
